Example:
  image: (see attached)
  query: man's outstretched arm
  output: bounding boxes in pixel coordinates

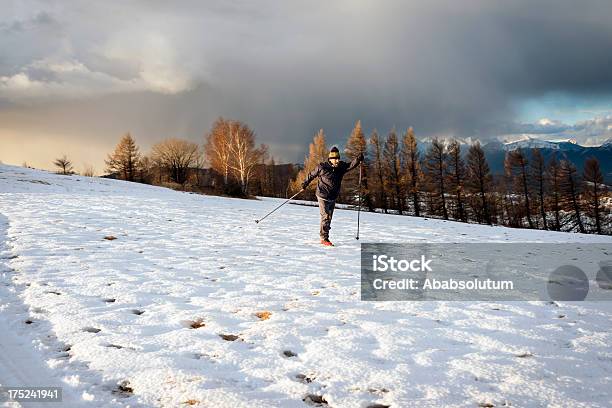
[346,153,364,172]
[301,164,321,189]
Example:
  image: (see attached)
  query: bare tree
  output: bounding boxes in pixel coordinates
[505,149,534,228]
[424,138,449,220]
[466,142,492,225]
[204,118,267,195]
[546,155,563,231]
[369,130,388,213]
[383,129,403,214]
[530,148,547,230]
[53,155,74,175]
[226,121,267,195]
[204,117,233,185]
[559,160,585,233]
[500,170,521,227]
[446,140,466,221]
[105,133,142,181]
[583,157,606,234]
[401,127,421,217]
[151,138,200,185]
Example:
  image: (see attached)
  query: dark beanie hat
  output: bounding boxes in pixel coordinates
[329,146,340,159]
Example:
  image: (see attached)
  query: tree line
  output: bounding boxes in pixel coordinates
[50,117,610,235]
[292,121,610,235]
[53,117,294,198]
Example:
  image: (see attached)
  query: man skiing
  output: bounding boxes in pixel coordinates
[302,146,364,246]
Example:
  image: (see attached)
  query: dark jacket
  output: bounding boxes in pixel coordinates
[302,156,362,201]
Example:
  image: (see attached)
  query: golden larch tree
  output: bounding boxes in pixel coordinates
[105,133,142,181]
[291,129,328,196]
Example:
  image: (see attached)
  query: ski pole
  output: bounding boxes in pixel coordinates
[255,189,304,224]
[356,162,362,240]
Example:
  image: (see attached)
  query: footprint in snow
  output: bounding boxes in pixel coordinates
[295,374,314,383]
[55,344,71,359]
[303,394,328,406]
[104,343,135,350]
[102,298,116,303]
[111,380,133,398]
[367,388,389,395]
[131,309,144,315]
[83,327,101,333]
[183,318,205,329]
[219,334,240,341]
[283,350,297,358]
[255,311,272,320]
[106,344,123,349]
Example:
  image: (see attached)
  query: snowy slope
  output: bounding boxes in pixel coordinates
[0,164,611,408]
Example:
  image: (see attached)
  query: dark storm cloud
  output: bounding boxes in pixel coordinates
[194,0,612,148]
[2,0,612,166]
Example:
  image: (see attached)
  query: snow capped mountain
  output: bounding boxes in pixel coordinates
[504,138,576,151]
[481,137,612,181]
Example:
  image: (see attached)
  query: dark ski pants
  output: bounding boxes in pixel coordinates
[317,196,336,240]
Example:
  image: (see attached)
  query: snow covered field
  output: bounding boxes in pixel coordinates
[0,163,611,408]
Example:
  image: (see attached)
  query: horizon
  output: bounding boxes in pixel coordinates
[5,131,611,178]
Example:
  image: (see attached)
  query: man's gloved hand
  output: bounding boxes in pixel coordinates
[301,181,309,190]
[358,153,365,162]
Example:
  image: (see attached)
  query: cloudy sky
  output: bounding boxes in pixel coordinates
[2,0,612,172]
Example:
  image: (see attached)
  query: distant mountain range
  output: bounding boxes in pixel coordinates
[416,137,612,183]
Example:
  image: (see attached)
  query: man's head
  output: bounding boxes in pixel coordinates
[328,146,340,167]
